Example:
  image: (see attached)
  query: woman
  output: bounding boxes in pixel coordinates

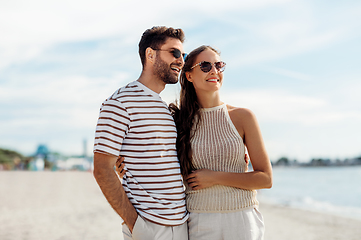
[171,45,272,240]
[118,45,272,240]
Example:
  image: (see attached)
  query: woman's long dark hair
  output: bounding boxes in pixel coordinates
[169,45,221,177]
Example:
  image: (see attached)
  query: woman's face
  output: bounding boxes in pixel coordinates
[186,49,224,94]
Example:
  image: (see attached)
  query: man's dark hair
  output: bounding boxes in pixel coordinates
[139,26,185,67]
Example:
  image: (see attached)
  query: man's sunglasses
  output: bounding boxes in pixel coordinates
[190,61,226,73]
[152,48,187,60]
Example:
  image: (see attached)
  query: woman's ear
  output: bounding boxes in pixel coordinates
[186,72,193,82]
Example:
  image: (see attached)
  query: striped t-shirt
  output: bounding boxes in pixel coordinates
[93,81,188,226]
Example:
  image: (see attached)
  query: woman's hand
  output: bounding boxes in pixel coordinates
[115,156,126,178]
[186,169,218,190]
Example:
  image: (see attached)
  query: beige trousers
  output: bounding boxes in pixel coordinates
[188,208,265,240]
[122,215,188,240]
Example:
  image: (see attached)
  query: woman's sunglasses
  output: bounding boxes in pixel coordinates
[153,48,187,61]
[190,61,226,73]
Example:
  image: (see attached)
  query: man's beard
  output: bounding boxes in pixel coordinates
[153,55,179,84]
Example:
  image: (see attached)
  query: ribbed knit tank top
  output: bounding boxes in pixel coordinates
[185,103,258,213]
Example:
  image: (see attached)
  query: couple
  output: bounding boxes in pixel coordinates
[93,26,273,240]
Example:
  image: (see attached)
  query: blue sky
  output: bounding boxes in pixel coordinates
[1,0,360,162]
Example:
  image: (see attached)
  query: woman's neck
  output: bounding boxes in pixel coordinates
[196,91,222,108]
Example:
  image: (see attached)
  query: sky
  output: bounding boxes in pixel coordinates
[0,0,360,162]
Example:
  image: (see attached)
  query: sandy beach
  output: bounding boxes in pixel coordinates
[1,171,360,240]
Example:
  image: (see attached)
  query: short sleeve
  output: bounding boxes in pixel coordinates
[93,99,130,156]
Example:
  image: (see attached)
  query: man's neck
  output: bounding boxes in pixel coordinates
[137,73,166,94]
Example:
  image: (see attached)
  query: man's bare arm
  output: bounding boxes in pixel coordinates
[93,152,138,232]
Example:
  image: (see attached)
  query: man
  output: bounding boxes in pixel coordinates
[93,26,188,240]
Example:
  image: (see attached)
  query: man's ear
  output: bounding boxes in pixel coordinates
[146,47,156,64]
[186,72,193,82]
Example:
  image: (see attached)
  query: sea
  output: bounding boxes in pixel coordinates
[257,165,361,220]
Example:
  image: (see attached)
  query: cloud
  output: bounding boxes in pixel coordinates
[0,1,167,70]
[220,88,361,125]
[218,1,361,67]
[0,0,295,70]
[229,26,344,67]
[1,0,360,159]
[0,73,129,134]
[259,66,313,81]
[218,87,361,161]
[0,71,131,155]
[182,0,291,13]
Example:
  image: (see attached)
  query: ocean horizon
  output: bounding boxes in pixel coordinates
[258,165,361,220]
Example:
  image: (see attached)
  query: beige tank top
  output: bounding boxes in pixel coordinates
[185,103,258,213]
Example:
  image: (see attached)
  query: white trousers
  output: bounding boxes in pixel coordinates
[188,208,265,240]
[122,215,188,240]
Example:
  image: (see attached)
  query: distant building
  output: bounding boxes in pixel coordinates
[35,144,49,158]
[56,157,92,171]
[83,139,87,158]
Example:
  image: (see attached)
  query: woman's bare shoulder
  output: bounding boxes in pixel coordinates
[226,104,255,120]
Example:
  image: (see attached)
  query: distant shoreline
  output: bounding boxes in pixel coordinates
[272,156,361,167]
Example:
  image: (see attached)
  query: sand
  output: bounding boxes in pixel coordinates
[260,203,361,240]
[1,171,360,240]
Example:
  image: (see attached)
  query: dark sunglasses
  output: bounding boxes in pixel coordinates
[153,48,187,60]
[190,61,226,73]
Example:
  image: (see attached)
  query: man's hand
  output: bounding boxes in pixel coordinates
[245,153,249,171]
[93,153,137,232]
[116,156,126,178]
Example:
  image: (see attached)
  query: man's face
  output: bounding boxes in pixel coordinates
[153,38,185,84]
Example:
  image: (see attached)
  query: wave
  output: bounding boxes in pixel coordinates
[258,193,361,221]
